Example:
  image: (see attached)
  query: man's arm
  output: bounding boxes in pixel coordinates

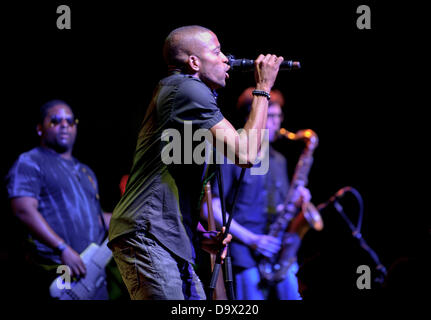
[11,197,86,277]
[209,54,283,167]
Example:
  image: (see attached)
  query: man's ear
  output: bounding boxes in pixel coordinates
[36,124,42,136]
[187,55,200,72]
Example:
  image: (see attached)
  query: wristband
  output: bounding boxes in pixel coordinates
[55,241,67,254]
[252,89,271,101]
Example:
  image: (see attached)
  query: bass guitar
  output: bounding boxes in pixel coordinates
[49,238,112,300]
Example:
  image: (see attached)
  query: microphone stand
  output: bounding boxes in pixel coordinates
[321,187,387,283]
[333,200,387,283]
[208,165,246,301]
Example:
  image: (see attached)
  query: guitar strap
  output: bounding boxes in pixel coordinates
[81,167,108,244]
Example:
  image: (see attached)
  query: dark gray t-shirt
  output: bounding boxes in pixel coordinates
[108,73,224,263]
[6,146,106,264]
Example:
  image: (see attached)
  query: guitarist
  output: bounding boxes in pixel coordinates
[6,100,112,300]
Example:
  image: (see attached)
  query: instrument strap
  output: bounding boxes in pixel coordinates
[81,166,108,244]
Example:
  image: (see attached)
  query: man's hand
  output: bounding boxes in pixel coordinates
[61,246,86,278]
[250,234,282,258]
[200,227,232,260]
[289,185,312,208]
[254,54,284,92]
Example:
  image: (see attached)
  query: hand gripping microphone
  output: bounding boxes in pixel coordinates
[227,54,301,72]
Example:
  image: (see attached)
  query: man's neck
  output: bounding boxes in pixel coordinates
[60,152,73,160]
[40,144,73,160]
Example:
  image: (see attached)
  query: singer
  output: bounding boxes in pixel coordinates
[108,25,284,299]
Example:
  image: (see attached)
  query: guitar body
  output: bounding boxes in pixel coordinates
[49,239,112,300]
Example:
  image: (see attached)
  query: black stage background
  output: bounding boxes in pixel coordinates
[0,0,428,305]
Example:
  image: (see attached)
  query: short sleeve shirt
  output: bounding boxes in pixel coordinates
[108,73,224,263]
[6,147,106,264]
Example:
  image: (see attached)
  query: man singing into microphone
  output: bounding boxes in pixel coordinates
[108,25,283,299]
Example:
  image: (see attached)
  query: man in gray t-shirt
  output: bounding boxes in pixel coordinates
[6,100,109,299]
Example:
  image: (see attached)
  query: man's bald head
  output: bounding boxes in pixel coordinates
[163,25,214,70]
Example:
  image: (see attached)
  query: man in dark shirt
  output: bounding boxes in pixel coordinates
[108,25,283,299]
[6,100,111,299]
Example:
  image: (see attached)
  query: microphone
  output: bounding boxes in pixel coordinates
[227,55,301,72]
[316,186,352,211]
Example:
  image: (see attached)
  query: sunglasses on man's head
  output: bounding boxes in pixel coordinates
[48,116,79,127]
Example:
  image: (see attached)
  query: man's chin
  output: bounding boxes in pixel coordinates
[203,77,226,90]
[48,142,72,154]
